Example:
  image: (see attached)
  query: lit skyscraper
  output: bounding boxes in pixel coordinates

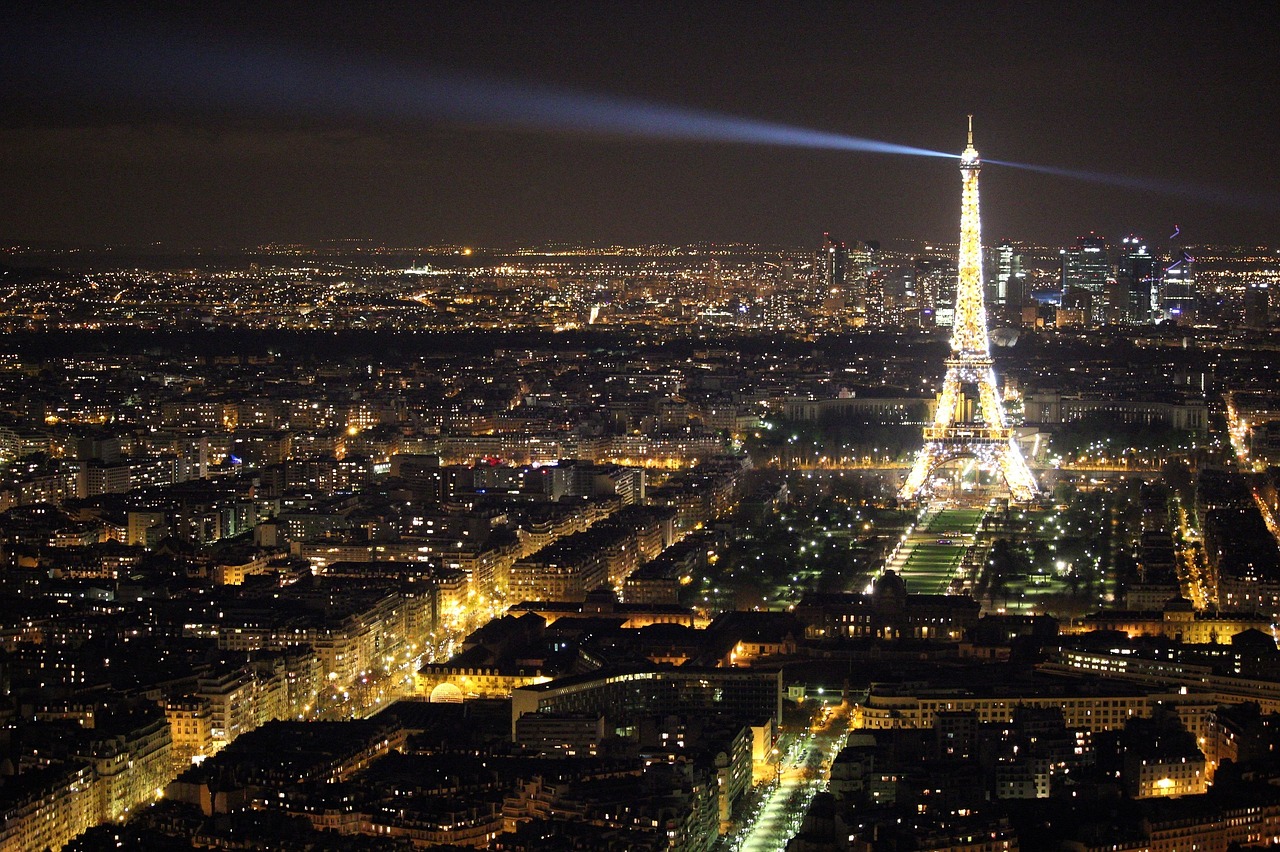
[1159,251,1196,323]
[1060,233,1110,322]
[864,267,887,326]
[1116,235,1155,324]
[846,240,877,318]
[821,232,848,292]
[912,254,950,327]
[1244,282,1271,330]
[994,239,1025,308]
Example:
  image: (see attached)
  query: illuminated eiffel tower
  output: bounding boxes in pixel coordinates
[900,118,1038,503]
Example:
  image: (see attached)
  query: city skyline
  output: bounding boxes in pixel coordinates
[4,3,1280,249]
[4,6,1280,851]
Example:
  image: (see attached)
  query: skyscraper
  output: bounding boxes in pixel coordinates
[821,232,848,292]
[864,267,887,326]
[988,236,1029,323]
[1159,251,1196,323]
[1060,233,1110,322]
[1116,235,1155,324]
[994,240,1026,310]
[913,254,951,326]
[847,240,877,318]
[1245,282,1271,330]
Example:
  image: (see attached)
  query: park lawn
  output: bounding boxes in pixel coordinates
[901,544,966,594]
[925,509,986,534]
[899,507,986,594]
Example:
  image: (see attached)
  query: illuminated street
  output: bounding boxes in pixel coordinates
[726,724,846,852]
[1174,500,1213,610]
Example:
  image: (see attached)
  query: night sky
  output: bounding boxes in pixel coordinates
[3,2,1279,249]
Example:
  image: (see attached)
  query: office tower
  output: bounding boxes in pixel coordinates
[1060,233,1110,322]
[913,254,951,326]
[821,232,848,292]
[846,240,876,317]
[994,240,1025,307]
[1245,282,1271,330]
[864,268,886,326]
[1116,235,1155,324]
[1159,251,1196,323]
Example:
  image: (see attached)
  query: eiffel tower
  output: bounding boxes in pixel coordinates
[900,118,1038,503]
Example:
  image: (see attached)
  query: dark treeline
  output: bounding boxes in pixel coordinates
[1050,412,1196,455]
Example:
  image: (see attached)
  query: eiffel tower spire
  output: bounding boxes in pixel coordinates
[953,114,989,358]
[900,119,1038,503]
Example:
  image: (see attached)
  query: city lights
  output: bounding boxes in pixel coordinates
[0,5,1277,851]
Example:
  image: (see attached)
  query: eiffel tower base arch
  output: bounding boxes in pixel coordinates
[900,437,1037,503]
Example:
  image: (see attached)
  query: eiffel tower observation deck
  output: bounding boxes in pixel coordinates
[900,118,1039,503]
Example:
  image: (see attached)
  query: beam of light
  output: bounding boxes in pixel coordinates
[7,19,953,160]
[1169,224,1181,240]
[986,159,1280,213]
